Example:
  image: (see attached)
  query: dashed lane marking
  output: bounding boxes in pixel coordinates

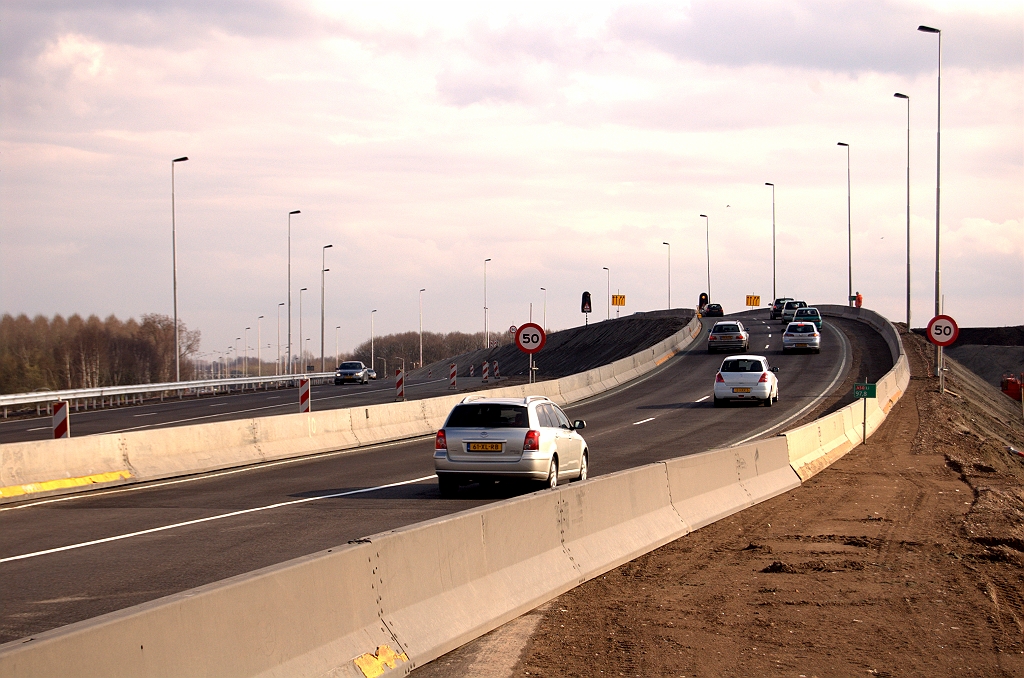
[695,395,710,403]
[632,417,655,425]
[25,427,49,432]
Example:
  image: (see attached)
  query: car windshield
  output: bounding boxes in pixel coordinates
[446,404,529,428]
[708,304,721,311]
[787,324,815,334]
[713,324,740,333]
[339,362,363,370]
[721,359,765,373]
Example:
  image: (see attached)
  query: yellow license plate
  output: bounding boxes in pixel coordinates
[732,387,751,393]
[467,442,502,452]
[796,343,807,348]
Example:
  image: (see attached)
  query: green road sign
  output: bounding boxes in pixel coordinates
[853,383,876,399]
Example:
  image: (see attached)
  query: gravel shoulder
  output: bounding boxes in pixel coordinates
[513,328,1024,677]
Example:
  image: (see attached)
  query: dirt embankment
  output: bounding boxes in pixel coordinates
[516,328,1024,677]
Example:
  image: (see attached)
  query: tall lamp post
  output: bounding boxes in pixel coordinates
[244,327,250,377]
[299,287,307,372]
[540,287,547,329]
[234,338,241,377]
[764,183,776,301]
[335,326,340,367]
[371,309,377,372]
[918,24,942,382]
[699,214,710,302]
[602,267,610,319]
[171,156,188,381]
[662,242,671,309]
[894,92,911,328]
[419,288,426,369]
[483,258,491,349]
[276,302,284,375]
[286,210,300,374]
[257,316,264,377]
[320,244,333,372]
[837,142,853,306]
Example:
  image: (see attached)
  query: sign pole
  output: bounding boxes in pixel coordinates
[863,394,867,445]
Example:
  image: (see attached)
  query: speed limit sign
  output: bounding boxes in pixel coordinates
[926,315,959,347]
[509,325,517,335]
[514,323,546,354]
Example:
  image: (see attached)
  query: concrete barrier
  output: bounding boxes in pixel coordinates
[0,316,703,505]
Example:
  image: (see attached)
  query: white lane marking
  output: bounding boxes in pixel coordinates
[730,321,849,446]
[768,334,772,338]
[133,413,158,418]
[0,435,434,513]
[209,403,227,407]
[632,417,655,425]
[0,475,438,564]
[267,396,281,399]
[695,395,710,403]
[25,427,49,432]
[764,344,770,349]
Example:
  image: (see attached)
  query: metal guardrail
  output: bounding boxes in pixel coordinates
[0,373,335,411]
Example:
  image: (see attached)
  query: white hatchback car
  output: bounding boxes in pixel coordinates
[434,396,589,496]
[713,355,780,407]
[783,322,821,353]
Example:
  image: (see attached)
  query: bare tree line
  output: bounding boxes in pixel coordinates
[346,330,511,374]
[0,313,201,394]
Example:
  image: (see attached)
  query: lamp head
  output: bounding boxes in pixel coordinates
[894,92,909,99]
[699,214,707,218]
[837,142,849,147]
[917,25,940,33]
[765,182,773,186]
[173,156,188,163]
[662,241,670,246]
[324,244,333,249]
[289,210,301,215]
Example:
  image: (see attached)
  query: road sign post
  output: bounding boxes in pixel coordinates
[515,323,547,383]
[745,295,760,308]
[853,382,876,444]
[927,314,959,394]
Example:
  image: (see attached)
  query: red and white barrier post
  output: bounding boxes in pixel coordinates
[52,400,70,439]
[492,361,499,380]
[396,368,405,401]
[299,378,311,413]
[449,363,457,390]
[469,364,474,377]
[482,361,490,383]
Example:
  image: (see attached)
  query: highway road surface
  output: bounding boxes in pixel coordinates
[0,312,892,644]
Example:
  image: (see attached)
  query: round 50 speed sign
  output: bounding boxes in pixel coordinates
[514,323,546,354]
[926,314,959,347]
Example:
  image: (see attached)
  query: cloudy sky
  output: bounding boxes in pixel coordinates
[1,0,1021,363]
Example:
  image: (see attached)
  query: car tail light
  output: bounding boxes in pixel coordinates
[784,333,794,338]
[709,335,717,341]
[523,430,541,451]
[758,372,770,383]
[715,372,725,383]
[813,333,820,337]
[435,430,447,451]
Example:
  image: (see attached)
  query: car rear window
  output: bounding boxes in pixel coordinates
[712,324,740,333]
[787,324,816,334]
[339,362,362,370]
[446,404,529,428]
[708,304,722,310]
[721,359,765,373]
[795,309,818,317]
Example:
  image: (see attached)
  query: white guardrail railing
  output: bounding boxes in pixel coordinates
[0,373,335,413]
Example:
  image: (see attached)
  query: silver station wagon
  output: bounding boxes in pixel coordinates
[434,396,588,496]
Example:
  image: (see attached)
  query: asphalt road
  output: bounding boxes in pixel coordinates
[0,311,891,644]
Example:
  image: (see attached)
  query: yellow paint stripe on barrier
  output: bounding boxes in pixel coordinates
[353,644,408,678]
[0,470,132,499]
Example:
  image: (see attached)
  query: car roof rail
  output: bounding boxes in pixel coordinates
[524,395,551,404]
[459,395,485,404]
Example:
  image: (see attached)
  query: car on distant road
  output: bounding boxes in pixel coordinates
[713,355,779,407]
[782,322,821,353]
[703,303,724,317]
[707,321,749,353]
[434,395,588,496]
[367,368,378,380]
[770,297,794,320]
[781,300,807,323]
[334,361,371,385]
[793,307,823,329]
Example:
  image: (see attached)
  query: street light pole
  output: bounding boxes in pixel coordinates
[234,338,241,377]
[662,242,671,309]
[419,288,426,369]
[895,93,911,328]
[320,244,333,372]
[257,316,264,377]
[602,267,610,319]
[171,156,188,381]
[299,287,307,372]
[540,287,547,329]
[837,142,852,306]
[919,24,942,381]
[276,302,284,376]
[765,183,776,301]
[335,326,340,367]
[287,210,300,374]
[371,309,377,371]
[700,214,710,303]
[483,258,491,349]
[244,327,250,377]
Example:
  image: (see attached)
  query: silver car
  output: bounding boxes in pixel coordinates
[781,300,807,323]
[707,320,749,353]
[434,396,588,496]
[782,322,821,353]
[713,355,779,407]
[334,361,370,384]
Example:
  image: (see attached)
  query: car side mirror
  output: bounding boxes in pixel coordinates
[771,367,780,373]
[573,420,587,430]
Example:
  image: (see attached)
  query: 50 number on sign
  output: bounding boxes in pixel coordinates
[514,323,547,354]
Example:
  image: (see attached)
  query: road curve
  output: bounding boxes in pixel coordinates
[0,311,891,644]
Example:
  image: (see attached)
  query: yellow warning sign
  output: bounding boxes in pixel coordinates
[612,294,626,307]
[745,295,761,307]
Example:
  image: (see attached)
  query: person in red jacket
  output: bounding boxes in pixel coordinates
[855,291,863,308]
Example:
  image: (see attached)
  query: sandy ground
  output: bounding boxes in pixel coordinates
[512,328,1024,677]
